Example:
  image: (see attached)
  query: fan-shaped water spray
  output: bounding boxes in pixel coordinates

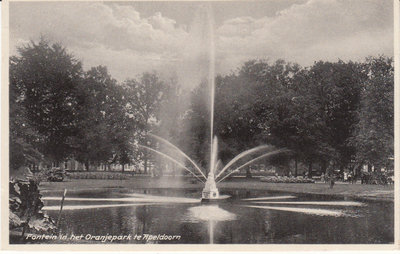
[215,145,274,179]
[139,145,205,183]
[217,149,290,183]
[148,133,206,179]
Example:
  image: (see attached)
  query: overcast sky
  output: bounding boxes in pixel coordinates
[10,0,393,87]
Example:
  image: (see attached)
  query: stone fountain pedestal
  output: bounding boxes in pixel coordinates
[201,172,219,200]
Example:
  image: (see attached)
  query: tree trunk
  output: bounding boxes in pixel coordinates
[143,119,150,175]
[122,164,125,173]
[85,161,90,171]
[320,161,328,181]
[144,150,148,174]
[294,157,298,177]
[308,161,313,178]
[339,164,344,175]
[356,164,362,178]
[246,167,252,178]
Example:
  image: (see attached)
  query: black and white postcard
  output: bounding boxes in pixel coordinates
[2,0,399,251]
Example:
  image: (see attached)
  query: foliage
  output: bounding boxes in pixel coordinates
[301,60,366,170]
[260,176,315,183]
[9,39,145,171]
[45,167,67,182]
[9,179,56,233]
[67,172,131,180]
[350,56,394,169]
[183,57,392,177]
[179,81,212,167]
[124,72,168,172]
[10,38,83,163]
[73,66,139,170]
[124,72,166,127]
[9,37,393,179]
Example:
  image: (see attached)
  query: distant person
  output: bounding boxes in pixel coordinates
[348,172,355,184]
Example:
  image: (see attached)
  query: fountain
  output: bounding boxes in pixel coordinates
[138,5,288,202]
[201,4,220,202]
[142,129,285,201]
[201,137,220,201]
[35,4,391,245]
[201,171,219,200]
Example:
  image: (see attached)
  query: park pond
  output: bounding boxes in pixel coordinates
[36,188,394,244]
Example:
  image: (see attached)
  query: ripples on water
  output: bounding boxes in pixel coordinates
[40,189,394,244]
[243,204,345,217]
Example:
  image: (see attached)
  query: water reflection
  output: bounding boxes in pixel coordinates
[242,195,297,201]
[243,204,345,217]
[42,188,394,244]
[251,201,364,206]
[43,193,200,204]
[42,203,154,211]
[186,205,236,222]
[136,206,153,235]
[183,204,237,244]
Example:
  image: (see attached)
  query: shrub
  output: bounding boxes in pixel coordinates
[260,176,315,183]
[45,167,67,182]
[67,172,130,180]
[9,179,56,234]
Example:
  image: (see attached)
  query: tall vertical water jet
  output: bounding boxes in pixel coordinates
[202,5,220,201]
[208,4,216,153]
[138,4,287,201]
[202,137,219,200]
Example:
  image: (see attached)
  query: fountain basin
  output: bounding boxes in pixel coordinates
[201,194,231,203]
[37,187,393,244]
[201,171,224,202]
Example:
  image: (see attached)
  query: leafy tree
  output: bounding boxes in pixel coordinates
[9,39,83,164]
[9,63,44,170]
[185,58,369,179]
[154,76,187,141]
[301,60,366,175]
[214,60,301,176]
[109,83,140,171]
[183,60,300,176]
[73,66,139,171]
[124,72,167,173]
[73,66,116,169]
[351,56,394,170]
[180,81,212,169]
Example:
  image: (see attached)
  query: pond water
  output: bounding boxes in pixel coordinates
[42,188,394,244]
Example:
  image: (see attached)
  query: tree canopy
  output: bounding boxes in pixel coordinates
[9,38,393,177]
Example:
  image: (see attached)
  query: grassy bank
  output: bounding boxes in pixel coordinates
[39,176,394,201]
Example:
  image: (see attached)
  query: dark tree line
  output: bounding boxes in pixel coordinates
[182,58,393,177]
[10,39,170,173]
[10,38,393,178]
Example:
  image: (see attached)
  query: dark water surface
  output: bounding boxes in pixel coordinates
[42,188,394,244]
